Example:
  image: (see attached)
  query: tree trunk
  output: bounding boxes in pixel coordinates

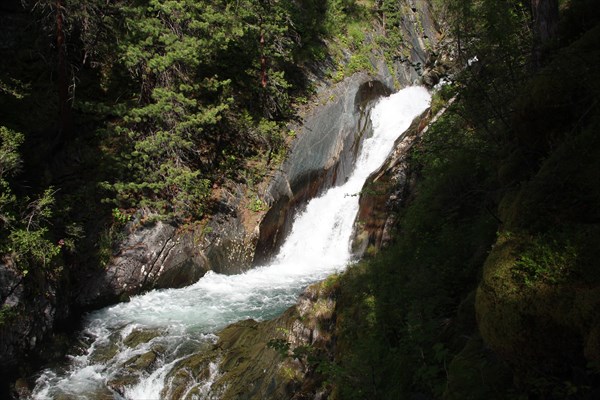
[260,31,267,89]
[531,0,559,68]
[56,0,72,139]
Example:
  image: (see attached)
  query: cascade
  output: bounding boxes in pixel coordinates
[31,86,431,399]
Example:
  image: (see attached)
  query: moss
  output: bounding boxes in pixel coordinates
[122,328,162,348]
[476,232,600,380]
[125,350,157,371]
[445,335,514,400]
[163,352,215,399]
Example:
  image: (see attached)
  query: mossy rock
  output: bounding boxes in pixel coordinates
[160,280,337,399]
[89,333,121,364]
[125,350,157,371]
[476,233,600,377]
[53,387,114,400]
[162,351,216,399]
[123,328,162,348]
[107,374,140,396]
[444,335,513,400]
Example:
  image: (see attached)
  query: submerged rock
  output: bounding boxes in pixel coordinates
[123,328,163,348]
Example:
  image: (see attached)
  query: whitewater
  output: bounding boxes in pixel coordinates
[31,86,431,399]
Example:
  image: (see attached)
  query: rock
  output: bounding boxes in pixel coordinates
[161,351,216,399]
[160,279,339,400]
[89,338,120,364]
[0,262,59,387]
[123,328,163,348]
[351,108,430,257]
[13,378,31,399]
[126,350,157,370]
[255,0,445,265]
[444,335,513,400]
[77,181,259,308]
[76,220,209,309]
[107,375,140,397]
[202,184,258,275]
[476,232,600,376]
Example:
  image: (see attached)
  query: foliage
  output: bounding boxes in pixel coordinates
[84,0,333,221]
[511,233,578,287]
[331,1,600,399]
[332,113,499,397]
[247,196,267,213]
[0,127,59,275]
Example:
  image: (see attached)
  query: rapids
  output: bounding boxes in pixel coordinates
[31,86,431,399]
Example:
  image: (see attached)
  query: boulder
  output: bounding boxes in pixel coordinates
[76,219,209,309]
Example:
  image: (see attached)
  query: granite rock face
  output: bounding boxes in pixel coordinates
[351,95,454,256]
[350,111,428,257]
[76,220,209,309]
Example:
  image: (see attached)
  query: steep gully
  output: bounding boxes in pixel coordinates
[30,87,432,399]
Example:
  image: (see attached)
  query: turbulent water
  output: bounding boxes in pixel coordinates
[32,86,431,399]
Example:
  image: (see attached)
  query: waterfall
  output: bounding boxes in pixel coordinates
[31,86,431,399]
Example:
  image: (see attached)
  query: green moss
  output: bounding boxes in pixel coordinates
[123,328,162,348]
[476,229,600,387]
[445,335,514,400]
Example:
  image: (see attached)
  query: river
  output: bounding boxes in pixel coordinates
[31,86,431,399]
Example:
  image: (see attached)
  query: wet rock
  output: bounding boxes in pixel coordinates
[89,332,121,364]
[52,388,114,400]
[213,279,338,399]
[351,108,430,256]
[107,375,139,397]
[76,220,210,309]
[90,342,120,365]
[123,328,162,348]
[159,279,339,400]
[161,352,215,399]
[125,350,157,371]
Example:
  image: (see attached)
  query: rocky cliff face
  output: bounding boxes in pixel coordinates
[255,0,446,265]
[76,183,257,310]
[351,115,423,256]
